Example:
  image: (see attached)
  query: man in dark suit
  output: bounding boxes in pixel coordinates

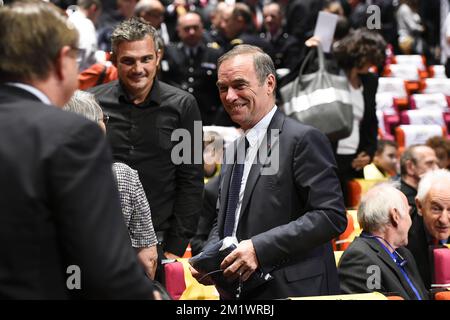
[191,45,347,299]
[160,11,223,125]
[407,169,450,289]
[338,184,428,300]
[222,3,273,55]
[260,2,302,73]
[0,1,155,299]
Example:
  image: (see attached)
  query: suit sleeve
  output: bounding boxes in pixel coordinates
[338,246,387,295]
[252,128,347,269]
[50,120,154,299]
[164,94,204,256]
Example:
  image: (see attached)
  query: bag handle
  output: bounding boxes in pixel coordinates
[298,44,326,78]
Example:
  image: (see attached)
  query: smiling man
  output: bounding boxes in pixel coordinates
[191,45,346,300]
[407,169,450,289]
[88,17,203,281]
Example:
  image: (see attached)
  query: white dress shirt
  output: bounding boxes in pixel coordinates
[231,105,277,236]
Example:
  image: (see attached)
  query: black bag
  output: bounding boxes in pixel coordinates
[280,45,353,141]
[189,238,273,298]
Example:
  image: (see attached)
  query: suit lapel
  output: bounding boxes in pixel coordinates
[237,109,284,227]
[364,238,420,299]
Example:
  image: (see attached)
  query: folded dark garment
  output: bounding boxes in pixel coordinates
[189,238,273,298]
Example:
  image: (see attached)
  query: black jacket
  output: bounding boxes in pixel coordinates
[160,42,223,125]
[0,85,154,299]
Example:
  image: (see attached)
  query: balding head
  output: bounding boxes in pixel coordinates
[135,0,165,29]
[177,12,204,47]
[401,145,438,188]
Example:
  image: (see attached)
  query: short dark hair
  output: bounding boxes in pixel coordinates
[0,0,78,82]
[376,139,398,155]
[232,3,253,31]
[111,17,159,56]
[218,44,276,94]
[400,144,421,177]
[426,136,450,157]
[333,28,386,71]
[77,0,102,10]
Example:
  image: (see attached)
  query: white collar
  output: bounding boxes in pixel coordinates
[245,105,277,149]
[5,82,52,105]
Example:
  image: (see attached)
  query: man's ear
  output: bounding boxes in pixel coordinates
[406,159,415,176]
[55,45,73,80]
[390,207,400,228]
[111,52,117,67]
[415,197,423,216]
[156,49,162,67]
[266,74,276,95]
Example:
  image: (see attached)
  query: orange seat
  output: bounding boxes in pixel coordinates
[434,291,450,300]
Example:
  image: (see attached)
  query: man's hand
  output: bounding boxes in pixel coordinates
[351,152,371,171]
[220,239,259,282]
[189,265,214,286]
[136,246,158,279]
[305,36,321,47]
[164,251,180,260]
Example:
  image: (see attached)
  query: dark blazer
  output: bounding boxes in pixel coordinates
[190,175,220,257]
[159,42,223,125]
[406,215,449,289]
[208,109,347,299]
[0,85,154,299]
[338,236,429,300]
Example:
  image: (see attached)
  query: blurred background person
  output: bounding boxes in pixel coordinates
[332,29,387,205]
[364,140,399,179]
[135,0,172,45]
[260,1,301,75]
[159,11,223,125]
[426,136,450,170]
[67,0,103,71]
[222,2,272,53]
[399,145,439,214]
[396,0,426,55]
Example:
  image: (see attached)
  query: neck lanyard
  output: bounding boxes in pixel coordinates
[361,233,422,300]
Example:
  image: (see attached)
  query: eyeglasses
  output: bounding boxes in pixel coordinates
[98,114,109,125]
[102,114,109,125]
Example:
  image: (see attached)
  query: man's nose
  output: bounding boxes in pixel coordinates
[226,87,238,102]
[132,61,144,73]
[438,210,450,225]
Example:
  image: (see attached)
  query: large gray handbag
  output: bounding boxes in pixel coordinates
[280,45,353,141]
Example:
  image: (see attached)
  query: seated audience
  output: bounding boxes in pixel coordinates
[399,144,438,212]
[407,169,450,289]
[64,90,158,279]
[338,183,428,300]
[364,140,398,179]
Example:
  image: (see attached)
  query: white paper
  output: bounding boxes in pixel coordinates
[313,11,339,53]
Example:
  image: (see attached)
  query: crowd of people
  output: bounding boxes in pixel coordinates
[0,0,449,300]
